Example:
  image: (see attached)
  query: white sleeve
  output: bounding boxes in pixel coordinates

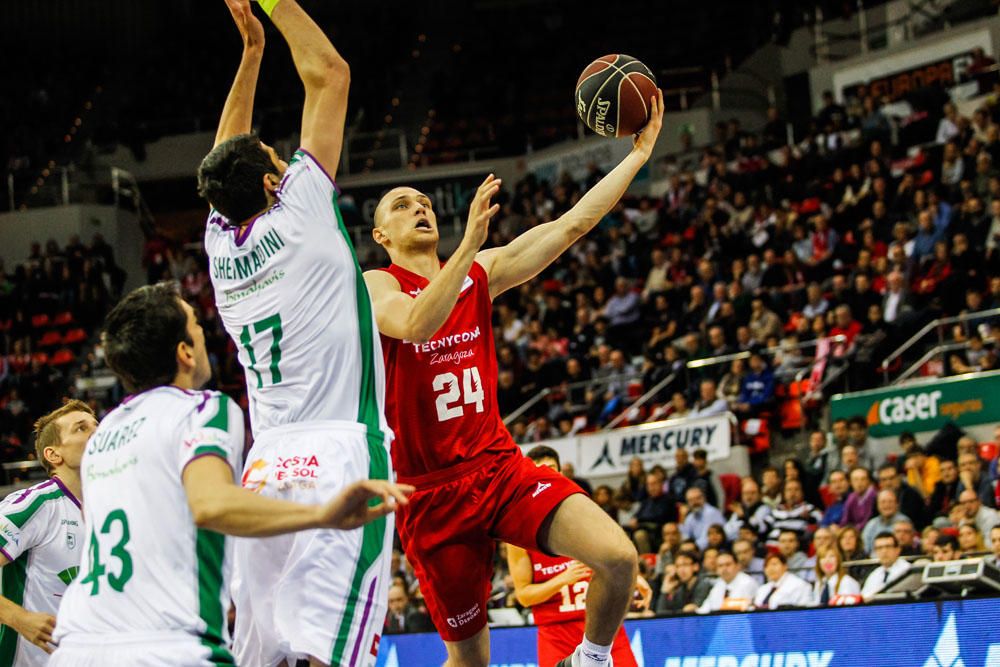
[178,393,244,477]
[274,149,340,229]
[0,489,55,562]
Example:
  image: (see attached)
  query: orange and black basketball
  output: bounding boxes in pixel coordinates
[575,54,658,138]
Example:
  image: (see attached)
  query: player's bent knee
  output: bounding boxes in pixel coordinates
[593,532,638,581]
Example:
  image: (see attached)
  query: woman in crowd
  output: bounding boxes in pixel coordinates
[811,545,861,606]
[958,524,986,556]
[837,525,870,582]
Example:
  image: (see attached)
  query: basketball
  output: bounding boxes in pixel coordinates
[575,54,658,138]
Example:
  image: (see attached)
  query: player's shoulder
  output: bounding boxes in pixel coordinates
[0,478,67,517]
[281,148,339,194]
[363,267,401,291]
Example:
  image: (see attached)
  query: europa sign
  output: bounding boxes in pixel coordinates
[830,371,1000,438]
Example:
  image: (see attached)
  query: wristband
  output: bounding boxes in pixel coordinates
[257,0,281,17]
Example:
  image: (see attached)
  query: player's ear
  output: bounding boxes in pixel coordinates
[262,173,280,196]
[176,340,195,374]
[372,226,388,246]
[43,445,62,469]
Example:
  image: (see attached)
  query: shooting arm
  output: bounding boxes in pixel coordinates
[214,1,265,149]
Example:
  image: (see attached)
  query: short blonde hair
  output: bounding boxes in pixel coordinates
[32,400,95,475]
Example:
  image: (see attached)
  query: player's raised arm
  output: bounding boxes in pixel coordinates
[261,0,349,177]
[479,90,664,299]
[0,554,56,653]
[364,175,501,342]
[183,456,413,537]
[213,0,265,149]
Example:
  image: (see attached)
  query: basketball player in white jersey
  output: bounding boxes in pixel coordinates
[0,400,92,666]
[49,283,411,667]
[197,1,395,664]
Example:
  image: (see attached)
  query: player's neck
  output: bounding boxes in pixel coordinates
[52,470,82,505]
[392,250,442,280]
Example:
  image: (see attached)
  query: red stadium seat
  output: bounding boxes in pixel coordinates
[62,328,87,345]
[31,314,50,328]
[980,442,998,463]
[819,485,836,509]
[639,553,658,571]
[52,311,74,326]
[31,352,49,366]
[0,319,10,332]
[38,331,62,347]
[49,349,75,366]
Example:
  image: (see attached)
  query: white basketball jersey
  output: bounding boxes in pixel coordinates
[204,149,389,439]
[0,478,82,667]
[54,387,243,663]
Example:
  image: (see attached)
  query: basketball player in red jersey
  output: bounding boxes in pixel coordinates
[508,446,651,667]
[364,91,663,667]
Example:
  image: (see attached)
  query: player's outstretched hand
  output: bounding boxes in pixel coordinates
[632,89,664,159]
[462,174,502,251]
[319,480,415,531]
[224,0,265,52]
[13,610,56,654]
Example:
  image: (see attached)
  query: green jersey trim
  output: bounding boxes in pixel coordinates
[195,529,234,665]
[0,552,29,665]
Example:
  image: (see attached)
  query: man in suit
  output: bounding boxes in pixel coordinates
[384,583,433,634]
[861,532,912,600]
[752,553,812,609]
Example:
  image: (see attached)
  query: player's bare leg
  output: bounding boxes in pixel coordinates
[542,494,637,666]
[443,625,490,667]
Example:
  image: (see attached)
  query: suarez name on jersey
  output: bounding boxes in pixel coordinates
[379,261,514,479]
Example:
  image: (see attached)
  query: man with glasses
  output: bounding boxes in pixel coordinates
[951,489,999,536]
[861,533,911,600]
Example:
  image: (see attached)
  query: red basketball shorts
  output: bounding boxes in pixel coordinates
[396,448,584,642]
[536,622,636,667]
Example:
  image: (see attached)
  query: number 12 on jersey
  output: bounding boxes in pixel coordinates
[433,367,485,422]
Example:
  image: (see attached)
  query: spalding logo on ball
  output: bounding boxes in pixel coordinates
[576,54,657,138]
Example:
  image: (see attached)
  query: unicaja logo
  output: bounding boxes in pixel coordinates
[923,614,965,667]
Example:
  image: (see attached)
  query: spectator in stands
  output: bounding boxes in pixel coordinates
[733,537,765,584]
[877,463,928,529]
[784,458,823,507]
[932,533,960,562]
[760,467,783,509]
[384,583,433,634]
[667,448,699,500]
[811,545,860,606]
[952,488,999,536]
[689,379,729,418]
[753,553,812,610]
[990,525,1000,566]
[698,549,758,614]
[724,477,770,541]
[603,277,641,351]
[847,417,879,470]
[560,461,593,496]
[655,522,683,572]
[837,524,869,581]
[881,270,913,325]
[629,472,678,554]
[958,524,986,556]
[905,447,941,499]
[655,550,712,615]
[861,532,912,600]
[734,351,775,419]
[620,456,648,502]
[718,358,746,408]
[777,529,814,583]
[937,103,961,144]
[930,458,962,518]
[806,429,838,487]
[821,470,851,528]
[765,479,821,548]
[681,486,725,550]
[748,298,782,343]
[958,452,996,507]
[843,467,878,530]
[691,449,724,509]
[862,489,912,553]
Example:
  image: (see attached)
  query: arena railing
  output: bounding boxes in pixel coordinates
[501,372,641,426]
[685,335,848,374]
[894,341,975,385]
[602,371,679,431]
[879,307,1000,384]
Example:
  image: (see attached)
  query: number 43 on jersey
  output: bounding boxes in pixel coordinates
[433,367,484,422]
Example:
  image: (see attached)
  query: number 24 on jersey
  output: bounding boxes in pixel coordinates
[432,367,484,422]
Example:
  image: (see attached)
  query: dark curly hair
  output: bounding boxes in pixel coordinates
[103,281,192,393]
[197,133,277,223]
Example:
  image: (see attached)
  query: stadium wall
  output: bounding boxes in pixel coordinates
[377,598,1000,667]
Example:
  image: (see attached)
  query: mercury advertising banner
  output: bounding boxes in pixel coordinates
[377,598,1000,666]
[521,414,733,477]
[829,371,1000,439]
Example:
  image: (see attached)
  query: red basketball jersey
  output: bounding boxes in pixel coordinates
[379,261,516,479]
[527,550,589,626]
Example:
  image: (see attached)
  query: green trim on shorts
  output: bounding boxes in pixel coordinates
[196,529,235,665]
[329,189,389,665]
[192,445,229,460]
[0,552,29,665]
